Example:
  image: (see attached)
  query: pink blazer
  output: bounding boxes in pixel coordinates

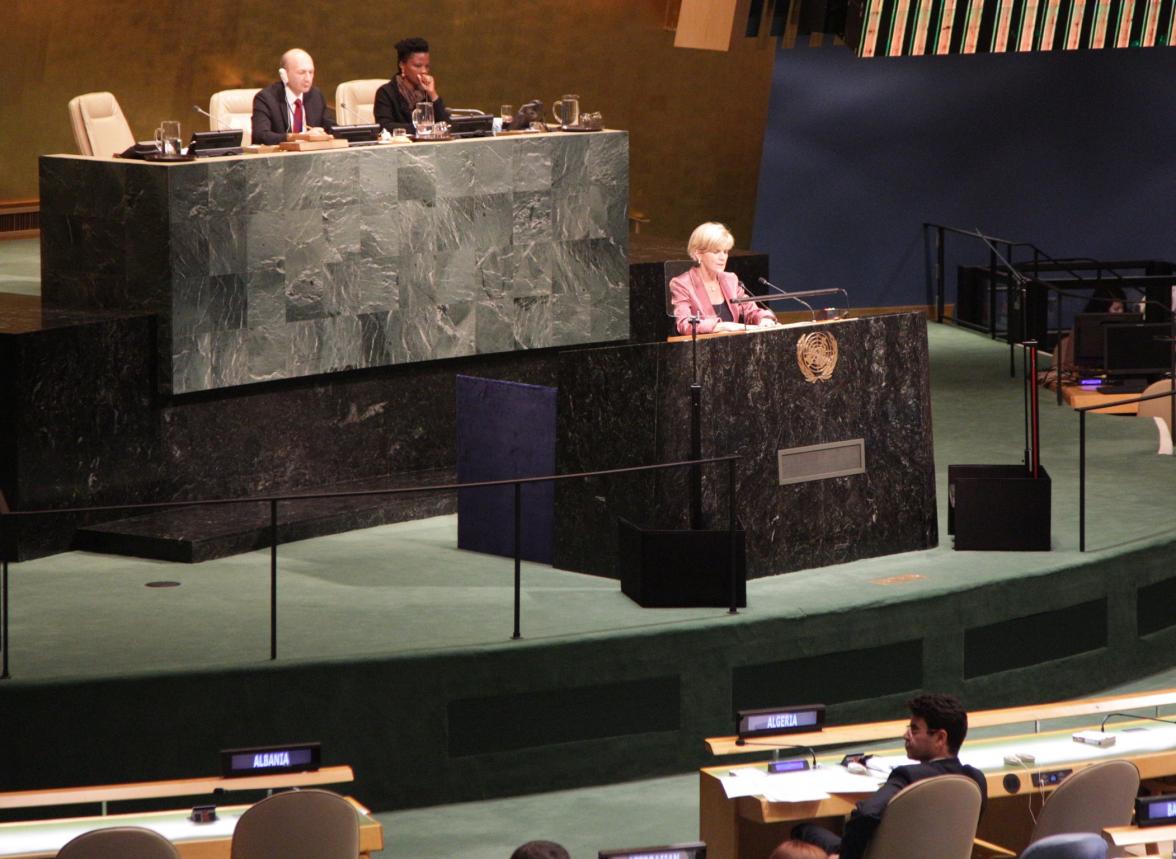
[669,269,773,335]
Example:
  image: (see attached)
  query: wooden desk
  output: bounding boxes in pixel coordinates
[0,797,383,858]
[0,765,356,810]
[0,767,382,858]
[700,688,1176,859]
[1060,383,1140,414]
[1106,822,1176,855]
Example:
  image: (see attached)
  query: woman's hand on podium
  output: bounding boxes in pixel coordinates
[758,317,778,328]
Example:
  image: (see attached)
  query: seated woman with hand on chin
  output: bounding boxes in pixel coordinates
[670,222,778,336]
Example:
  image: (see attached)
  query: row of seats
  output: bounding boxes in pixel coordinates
[67,80,389,158]
[54,788,357,859]
[839,759,1138,859]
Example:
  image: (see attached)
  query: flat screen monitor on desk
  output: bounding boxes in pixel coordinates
[331,124,381,146]
[1073,312,1143,368]
[1104,322,1173,378]
[188,129,243,157]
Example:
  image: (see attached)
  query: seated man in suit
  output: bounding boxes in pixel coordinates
[792,693,987,859]
[251,48,334,145]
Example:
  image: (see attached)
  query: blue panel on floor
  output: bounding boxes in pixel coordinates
[456,375,556,563]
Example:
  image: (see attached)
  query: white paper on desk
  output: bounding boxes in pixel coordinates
[719,768,773,799]
[805,766,888,794]
[760,772,832,804]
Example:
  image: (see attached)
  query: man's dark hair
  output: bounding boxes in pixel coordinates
[510,840,570,859]
[395,37,431,64]
[907,692,968,754]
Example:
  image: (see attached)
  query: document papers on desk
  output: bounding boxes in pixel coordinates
[719,765,885,802]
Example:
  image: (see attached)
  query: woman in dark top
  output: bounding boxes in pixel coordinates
[373,37,451,133]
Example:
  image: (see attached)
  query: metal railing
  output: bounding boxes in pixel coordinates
[1076,388,1175,551]
[0,454,742,680]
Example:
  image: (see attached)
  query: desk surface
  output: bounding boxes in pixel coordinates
[0,797,383,859]
[0,765,355,810]
[1061,383,1141,414]
[706,686,1176,756]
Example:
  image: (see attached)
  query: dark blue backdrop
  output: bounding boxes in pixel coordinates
[751,46,1176,308]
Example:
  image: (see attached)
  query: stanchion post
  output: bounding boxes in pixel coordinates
[1079,412,1086,552]
[270,499,278,660]
[727,458,738,616]
[936,226,946,323]
[513,482,522,640]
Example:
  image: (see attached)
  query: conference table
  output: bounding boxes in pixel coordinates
[700,689,1176,859]
[0,766,383,858]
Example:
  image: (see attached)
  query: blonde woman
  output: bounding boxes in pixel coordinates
[670,222,778,335]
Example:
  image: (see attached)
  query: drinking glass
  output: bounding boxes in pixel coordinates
[155,121,182,156]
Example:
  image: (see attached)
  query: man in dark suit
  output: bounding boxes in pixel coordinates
[251,48,334,145]
[792,693,987,859]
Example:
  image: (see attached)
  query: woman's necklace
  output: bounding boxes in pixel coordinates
[702,275,723,303]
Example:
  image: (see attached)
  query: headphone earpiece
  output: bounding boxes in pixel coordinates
[278,67,288,85]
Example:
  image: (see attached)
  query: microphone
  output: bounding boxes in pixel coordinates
[733,739,818,768]
[1099,711,1176,731]
[193,104,232,130]
[758,277,815,321]
[337,102,362,124]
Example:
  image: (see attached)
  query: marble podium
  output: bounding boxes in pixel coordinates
[552,313,938,579]
[39,131,629,394]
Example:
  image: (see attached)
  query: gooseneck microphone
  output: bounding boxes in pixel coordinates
[758,277,815,320]
[337,103,361,123]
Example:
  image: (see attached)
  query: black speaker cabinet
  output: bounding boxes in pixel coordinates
[617,517,747,608]
[948,464,1051,551]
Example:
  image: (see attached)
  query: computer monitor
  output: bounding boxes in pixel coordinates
[598,843,706,859]
[1073,312,1143,368]
[331,124,381,145]
[449,114,494,138]
[187,129,243,157]
[1104,323,1173,378]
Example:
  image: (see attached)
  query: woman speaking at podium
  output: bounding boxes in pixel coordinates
[670,222,778,336]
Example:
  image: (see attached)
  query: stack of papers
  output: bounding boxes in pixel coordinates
[718,766,886,802]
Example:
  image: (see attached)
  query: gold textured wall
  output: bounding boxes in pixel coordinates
[3,0,775,243]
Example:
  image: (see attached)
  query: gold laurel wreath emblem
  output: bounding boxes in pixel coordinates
[796,331,839,383]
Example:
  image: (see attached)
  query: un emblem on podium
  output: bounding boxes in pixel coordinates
[796,331,839,382]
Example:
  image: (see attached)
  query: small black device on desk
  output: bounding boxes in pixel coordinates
[220,741,321,777]
[331,124,382,146]
[736,704,825,740]
[1136,793,1176,827]
[449,115,494,138]
[188,129,244,157]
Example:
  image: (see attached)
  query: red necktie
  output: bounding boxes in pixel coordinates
[293,98,304,133]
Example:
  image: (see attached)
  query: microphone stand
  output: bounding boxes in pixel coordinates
[688,315,704,530]
[740,279,849,322]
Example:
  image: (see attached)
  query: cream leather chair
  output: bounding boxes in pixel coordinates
[56,826,180,859]
[67,92,135,158]
[208,88,260,146]
[1026,760,1139,857]
[334,79,385,125]
[862,775,982,859]
[978,760,1140,858]
[1138,378,1174,455]
[230,789,359,859]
